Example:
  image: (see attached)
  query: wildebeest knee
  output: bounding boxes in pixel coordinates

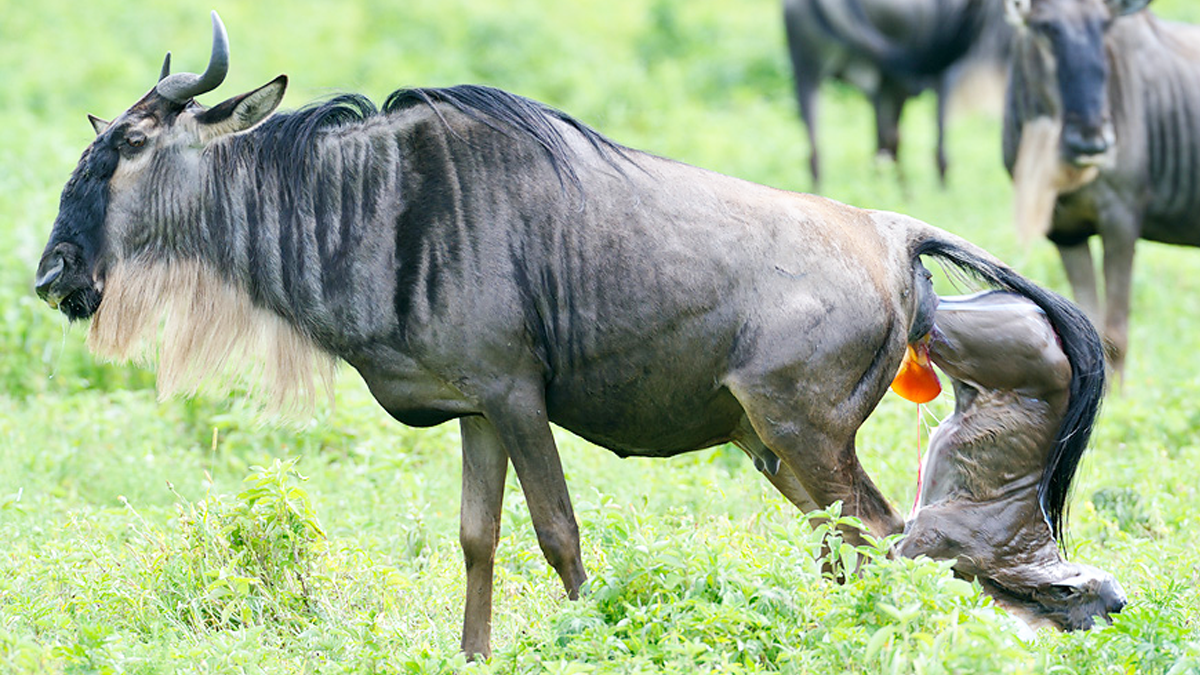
[460,520,501,568]
[533,522,582,573]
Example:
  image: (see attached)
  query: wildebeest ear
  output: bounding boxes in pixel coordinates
[1105,0,1151,15]
[88,114,111,136]
[194,74,288,138]
[1004,0,1031,26]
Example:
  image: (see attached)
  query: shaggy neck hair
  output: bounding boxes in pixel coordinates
[86,85,628,415]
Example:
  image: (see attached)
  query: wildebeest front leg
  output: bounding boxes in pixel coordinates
[1101,231,1137,375]
[458,415,509,659]
[483,386,587,599]
[1057,241,1101,328]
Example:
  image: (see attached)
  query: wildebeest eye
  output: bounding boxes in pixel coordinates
[1047,584,1079,600]
[125,132,146,148]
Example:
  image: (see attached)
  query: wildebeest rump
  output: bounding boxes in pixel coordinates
[898,291,1125,631]
[35,13,1106,656]
[783,0,999,186]
[1004,0,1200,374]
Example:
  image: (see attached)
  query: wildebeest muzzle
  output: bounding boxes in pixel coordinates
[35,241,102,321]
[1061,113,1115,165]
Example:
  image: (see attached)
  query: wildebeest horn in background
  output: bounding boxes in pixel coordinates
[155,11,228,103]
[159,52,172,82]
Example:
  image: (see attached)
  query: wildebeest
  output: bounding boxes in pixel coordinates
[1004,0,1200,375]
[898,291,1125,631]
[782,0,1001,186]
[35,13,1107,656]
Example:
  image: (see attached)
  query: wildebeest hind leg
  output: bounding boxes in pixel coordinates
[482,386,587,600]
[796,76,822,188]
[935,79,949,186]
[758,467,822,516]
[734,425,819,513]
[727,384,904,545]
[872,83,907,166]
[458,415,509,659]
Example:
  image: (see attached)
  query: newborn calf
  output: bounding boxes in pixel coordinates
[897,291,1125,631]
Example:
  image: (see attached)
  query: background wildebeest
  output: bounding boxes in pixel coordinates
[898,291,1125,631]
[35,13,1106,657]
[783,0,1004,186]
[1004,0,1200,375]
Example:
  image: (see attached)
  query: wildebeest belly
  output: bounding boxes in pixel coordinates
[1141,211,1200,247]
[545,353,746,458]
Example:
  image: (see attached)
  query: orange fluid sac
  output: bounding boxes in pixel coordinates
[890,343,941,403]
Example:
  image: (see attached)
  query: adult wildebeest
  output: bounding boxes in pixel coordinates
[899,291,1125,631]
[1004,0,1200,375]
[36,13,1107,657]
[783,0,1002,186]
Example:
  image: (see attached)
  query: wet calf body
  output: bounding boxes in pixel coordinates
[899,291,1125,630]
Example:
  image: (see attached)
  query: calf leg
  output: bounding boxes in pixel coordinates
[484,385,587,600]
[458,415,509,659]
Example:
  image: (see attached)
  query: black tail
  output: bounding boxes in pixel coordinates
[912,238,1106,547]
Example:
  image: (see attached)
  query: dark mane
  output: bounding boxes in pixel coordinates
[236,92,380,175]
[383,85,633,191]
[223,84,631,197]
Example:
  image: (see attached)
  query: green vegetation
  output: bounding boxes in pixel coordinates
[2,0,1199,672]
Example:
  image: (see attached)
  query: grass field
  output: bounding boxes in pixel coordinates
[2,0,1199,672]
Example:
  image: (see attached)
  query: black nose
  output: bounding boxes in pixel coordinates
[1062,123,1110,158]
[1100,577,1127,617]
[34,253,65,301]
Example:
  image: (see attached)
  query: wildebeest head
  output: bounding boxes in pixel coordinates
[899,291,1125,631]
[1003,0,1152,164]
[34,12,287,320]
[1005,0,1151,165]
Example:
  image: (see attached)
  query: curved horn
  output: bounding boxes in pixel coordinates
[159,52,171,82]
[155,11,229,103]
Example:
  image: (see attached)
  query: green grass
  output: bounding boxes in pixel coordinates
[3,0,1200,672]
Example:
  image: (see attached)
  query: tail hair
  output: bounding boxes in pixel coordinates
[912,237,1106,548]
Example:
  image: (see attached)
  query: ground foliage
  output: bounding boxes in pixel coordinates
[1,0,1199,672]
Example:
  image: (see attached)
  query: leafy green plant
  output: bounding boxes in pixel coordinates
[144,458,328,632]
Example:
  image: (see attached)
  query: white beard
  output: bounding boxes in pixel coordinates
[88,256,336,417]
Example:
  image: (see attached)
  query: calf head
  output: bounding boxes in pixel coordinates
[1005,0,1151,165]
[34,12,286,320]
[899,291,1125,631]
